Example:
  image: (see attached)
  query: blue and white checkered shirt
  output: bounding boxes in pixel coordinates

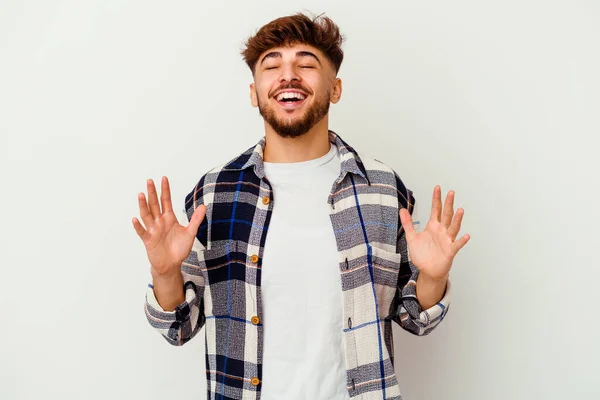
[145,130,451,400]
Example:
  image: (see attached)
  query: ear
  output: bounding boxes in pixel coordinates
[249,83,258,107]
[330,78,342,104]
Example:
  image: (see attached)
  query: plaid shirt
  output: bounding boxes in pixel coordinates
[145,130,451,400]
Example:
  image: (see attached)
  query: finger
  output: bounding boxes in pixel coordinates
[160,176,174,214]
[132,217,147,239]
[441,190,455,228]
[187,204,207,237]
[430,185,442,223]
[147,179,161,219]
[399,207,416,241]
[137,192,154,229]
[451,234,470,255]
[448,208,464,241]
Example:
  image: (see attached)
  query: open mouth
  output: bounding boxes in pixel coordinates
[274,91,307,110]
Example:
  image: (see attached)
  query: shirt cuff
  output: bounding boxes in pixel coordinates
[400,277,451,333]
[144,283,197,323]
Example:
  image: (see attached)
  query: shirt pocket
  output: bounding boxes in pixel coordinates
[370,244,403,285]
[200,240,249,319]
[199,239,242,283]
[370,244,403,317]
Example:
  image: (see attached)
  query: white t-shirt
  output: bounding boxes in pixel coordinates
[260,142,350,400]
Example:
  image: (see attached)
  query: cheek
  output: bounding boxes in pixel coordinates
[254,87,269,103]
[304,77,328,95]
[255,76,277,96]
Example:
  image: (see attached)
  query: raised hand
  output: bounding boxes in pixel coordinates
[399,185,470,282]
[132,176,206,278]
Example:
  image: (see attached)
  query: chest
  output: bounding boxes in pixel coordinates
[199,173,402,291]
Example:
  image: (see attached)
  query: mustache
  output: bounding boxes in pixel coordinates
[269,82,312,98]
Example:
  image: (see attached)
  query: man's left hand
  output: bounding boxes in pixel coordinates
[399,185,470,282]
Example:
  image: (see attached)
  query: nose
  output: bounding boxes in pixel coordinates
[279,63,301,84]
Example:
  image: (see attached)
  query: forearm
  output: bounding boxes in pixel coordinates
[151,268,185,312]
[145,266,205,346]
[416,273,448,310]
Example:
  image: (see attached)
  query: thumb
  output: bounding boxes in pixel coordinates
[187,204,207,237]
[399,208,416,242]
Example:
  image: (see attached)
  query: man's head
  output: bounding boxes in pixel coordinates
[241,13,344,138]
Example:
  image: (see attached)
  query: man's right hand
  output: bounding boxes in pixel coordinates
[132,176,206,279]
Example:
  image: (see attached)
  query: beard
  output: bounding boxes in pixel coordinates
[257,85,330,139]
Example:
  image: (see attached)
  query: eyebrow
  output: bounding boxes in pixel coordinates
[259,51,322,67]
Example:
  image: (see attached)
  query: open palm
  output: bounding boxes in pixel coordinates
[399,185,470,281]
[132,176,206,276]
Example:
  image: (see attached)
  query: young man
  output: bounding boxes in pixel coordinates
[134,12,469,400]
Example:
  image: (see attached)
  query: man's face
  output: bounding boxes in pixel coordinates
[249,43,342,138]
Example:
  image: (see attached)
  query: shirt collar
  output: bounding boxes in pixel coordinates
[222,130,370,185]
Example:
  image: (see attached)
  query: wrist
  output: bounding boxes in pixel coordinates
[418,271,449,286]
[149,270,185,312]
[415,272,448,310]
[151,265,182,281]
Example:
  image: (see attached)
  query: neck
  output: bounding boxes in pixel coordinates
[262,114,331,163]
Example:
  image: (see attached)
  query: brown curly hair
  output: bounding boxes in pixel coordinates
[241,12,345,76]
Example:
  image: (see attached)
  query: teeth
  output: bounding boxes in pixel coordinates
[276,92,306,101]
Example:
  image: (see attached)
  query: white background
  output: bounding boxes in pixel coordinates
[1,1,599,399]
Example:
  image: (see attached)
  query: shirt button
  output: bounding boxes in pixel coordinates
[262,196,270,205]
[250,254,259,263]
[251,316,260,325]
[251,377,260,386]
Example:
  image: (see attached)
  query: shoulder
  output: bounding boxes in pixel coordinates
[183,163,222,210]
[358,152,416,213]
[183,144,254,212]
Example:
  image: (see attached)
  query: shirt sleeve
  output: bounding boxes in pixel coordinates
[394,192,452,336]
[143,196,208,346]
